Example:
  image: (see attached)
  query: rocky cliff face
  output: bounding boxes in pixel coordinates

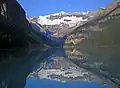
[0,0,43,49]
[86,1,120,47]
[65,1,120,46]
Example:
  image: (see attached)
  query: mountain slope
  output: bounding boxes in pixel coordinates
[29,11,95,38]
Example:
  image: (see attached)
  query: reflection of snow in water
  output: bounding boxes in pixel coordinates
[28,56,105,83]
[27,47,120,88]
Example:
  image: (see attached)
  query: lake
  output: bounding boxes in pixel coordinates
[0,46,120,88]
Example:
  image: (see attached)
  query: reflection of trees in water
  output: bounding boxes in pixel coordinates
[0,47,119,87]
[65,47,120,87]
[28,48,108,84]
[0,51,30,88]
[65,48,88,60]
[0,48,56,88]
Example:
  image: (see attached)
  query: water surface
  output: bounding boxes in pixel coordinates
[0,46,120,88]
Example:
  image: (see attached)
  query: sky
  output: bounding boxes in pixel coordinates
[18,0,112,17]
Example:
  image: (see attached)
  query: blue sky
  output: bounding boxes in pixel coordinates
[18,0,112,17]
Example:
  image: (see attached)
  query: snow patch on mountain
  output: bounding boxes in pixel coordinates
[30,11,91,28]
[37,15,87,27]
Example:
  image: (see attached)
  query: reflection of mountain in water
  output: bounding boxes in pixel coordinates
[27,48,118,88]
[0,47,120,88]
[29,56,103,83]
[0,48,56,88]
[66,47,120,87]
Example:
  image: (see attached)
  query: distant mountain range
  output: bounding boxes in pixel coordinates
[29,11,93,26]
[28,11,96,38]
[29,1,120,29]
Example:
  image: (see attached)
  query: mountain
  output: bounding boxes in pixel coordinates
[0,0,43,49]
[28,1,120,46]
[29,11,95,38]
[65,1,120,46]
[30,11,91,26]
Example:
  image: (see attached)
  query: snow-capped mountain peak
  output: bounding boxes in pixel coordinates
[29,11,95,37]
[37,15,87,27]
[52,11,65,16]
[30,11,91,26]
